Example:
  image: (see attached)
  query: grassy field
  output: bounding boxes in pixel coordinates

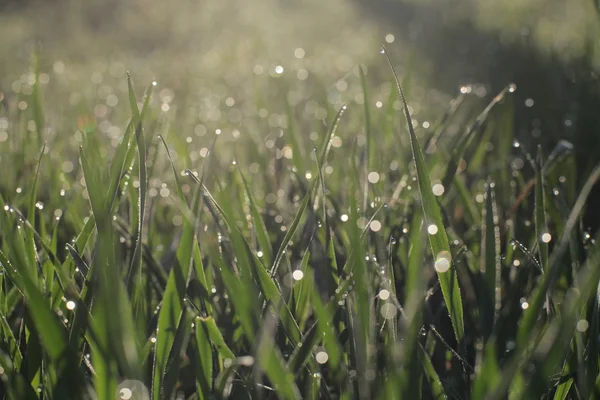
[0,41,599,400]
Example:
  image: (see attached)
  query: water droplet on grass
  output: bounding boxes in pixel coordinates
[316,351,329,364]
[434,251,452,273]
[292,270,304,281]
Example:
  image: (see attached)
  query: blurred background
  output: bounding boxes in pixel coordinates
[1,0,600,222]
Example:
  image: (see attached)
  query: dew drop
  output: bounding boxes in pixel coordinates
[292,270,304,281]
[316,351,329,364]
[378,289,390,300]
[427,224,438,235]
[434,251,452,273]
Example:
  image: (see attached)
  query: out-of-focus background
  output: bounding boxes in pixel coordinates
[2,0,599,133]
[1,0,600,194]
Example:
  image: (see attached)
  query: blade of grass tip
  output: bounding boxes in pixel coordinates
[535,146,549,274]
[158,134,186,201]
[318,104,347,170]
[480,180,501,338]
[106,83,151,214]
[127,83,153,321]
[382,45,464,345]
[152,143,199,400]
[270,178,317,277]
[292,248,312,328]
[24,144,45,276]
[440,83,516,192]
[516,164,600,352]
[424,92,466,155]
[285,100,307,175]
[238,167,273,267]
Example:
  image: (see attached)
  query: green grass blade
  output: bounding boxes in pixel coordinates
[419,343,446,399]
[517,165,600,348]
[552,378,573,400]
[383,46,464,345]
[198,316,235,361]
[152,148,199,400]
[481,180,501,336]
[535,146,549,273]
[194,318,214,399]
[270,179,316,276]
[162,309,194,399]
[255,308,302,400]
[238,167,273,267]
[441,84,515,192]
[192,239,212,315]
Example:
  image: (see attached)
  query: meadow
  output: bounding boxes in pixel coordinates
[0,12,600,398]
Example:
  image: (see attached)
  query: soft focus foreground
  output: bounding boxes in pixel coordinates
[0,0,600,399]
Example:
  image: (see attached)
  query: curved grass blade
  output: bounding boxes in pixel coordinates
[238,167,273,268]
[517,165,600,348]
[383,45,464,344]
[162,309,194,399]
[441,84,516,192]
[535,147,549,274]
[255,303,302,400]
[419,343,446,399]
[480,180,501,337]
[152,142,200,400]
[126,76,153,292]
[197,316,235,361]
[270,179,316,277]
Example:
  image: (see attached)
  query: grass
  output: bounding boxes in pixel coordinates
[0,49,599,400]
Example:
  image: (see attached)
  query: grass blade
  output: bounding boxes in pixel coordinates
[383,46,464,345]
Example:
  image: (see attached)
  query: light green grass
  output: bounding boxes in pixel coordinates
[0,50,599,400]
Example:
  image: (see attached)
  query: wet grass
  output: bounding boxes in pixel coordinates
[0,51,599,400]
